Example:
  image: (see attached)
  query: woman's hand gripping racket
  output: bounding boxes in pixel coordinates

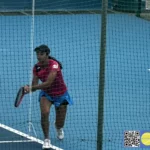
[14,86,28,107]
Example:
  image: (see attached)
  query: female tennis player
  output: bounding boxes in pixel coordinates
[24,44,73,149]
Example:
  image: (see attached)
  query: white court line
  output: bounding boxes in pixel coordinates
[0,140,33,143]
[0,123,63,150]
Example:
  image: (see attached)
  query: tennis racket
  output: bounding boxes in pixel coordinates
[14,87,25,107]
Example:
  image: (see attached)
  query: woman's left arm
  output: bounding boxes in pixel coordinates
[31,70,57,91]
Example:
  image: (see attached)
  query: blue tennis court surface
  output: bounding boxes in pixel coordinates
[0,13,150,150]
[0,124,63,150]
[0,127,43,150]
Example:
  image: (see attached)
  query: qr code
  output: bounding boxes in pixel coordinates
[124,131,140,147]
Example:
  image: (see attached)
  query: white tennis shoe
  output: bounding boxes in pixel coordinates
[56,128,64,140]
[42,139,51,149]
[54,121,64,140]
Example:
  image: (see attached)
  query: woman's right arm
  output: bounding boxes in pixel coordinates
[32,75,39,86]
[31,75,39,92]
[24,75,39,93]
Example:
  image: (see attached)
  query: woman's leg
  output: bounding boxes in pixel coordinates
[55,104,67,129]
[40,97,52,139]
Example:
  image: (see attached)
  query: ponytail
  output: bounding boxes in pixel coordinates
[48,56,63,69]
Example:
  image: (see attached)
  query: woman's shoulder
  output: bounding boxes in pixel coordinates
[48,59,60,70]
